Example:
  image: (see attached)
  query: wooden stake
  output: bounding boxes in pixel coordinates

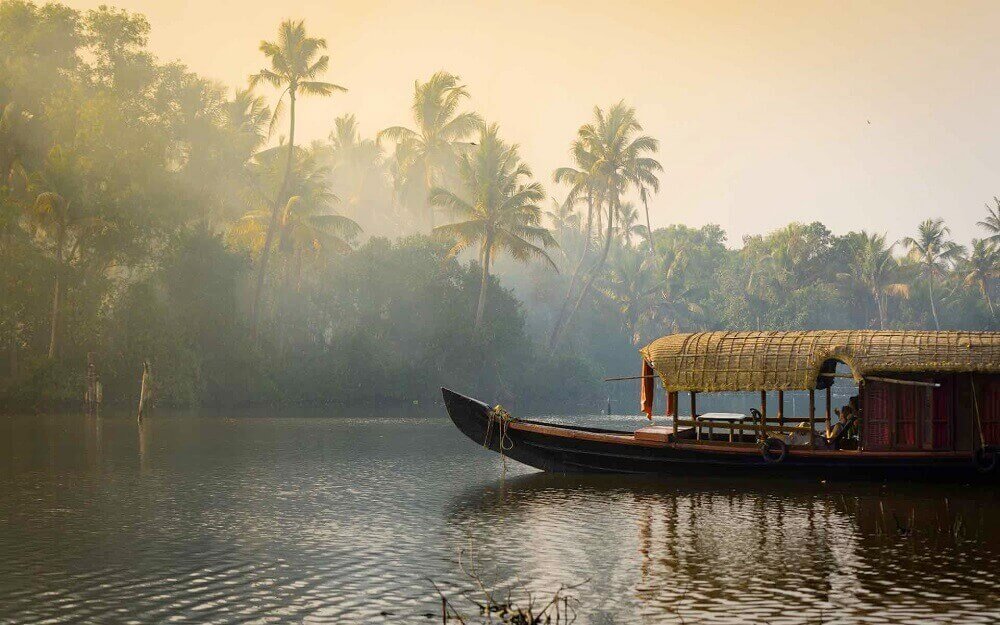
[85,352,97,416]
[137,360,150,422]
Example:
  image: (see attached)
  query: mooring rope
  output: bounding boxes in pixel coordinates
[485,405,516,469]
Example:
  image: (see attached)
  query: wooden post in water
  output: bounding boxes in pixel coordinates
[85,352,97,416]
[808,389,816,449]
[137,360,150,422]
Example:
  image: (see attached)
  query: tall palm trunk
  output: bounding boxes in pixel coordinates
[980,280,996,319]
[551,193,617,348]
[642,191,655,256]
[48,224,65,360]
[928,277,940,330]
[475,234,493,328]
[548,189,595,348]
[872,288,885,330]
[251,88,297,340]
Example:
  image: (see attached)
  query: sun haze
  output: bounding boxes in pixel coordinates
[59,0,1000,245]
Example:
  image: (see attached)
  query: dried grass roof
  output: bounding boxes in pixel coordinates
[639,331,1000,392]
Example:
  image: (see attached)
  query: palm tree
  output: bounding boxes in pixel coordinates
[231,145,359,294]
[902,218,964,330]
[545,198,580,246]
[378,72,482,229]
[550,143,602,343]
[837,232,909,329]
[977,197,1000,245]
[654,245,706,333]
[597,247,662,345]
[961,239,998,320]
[638,184,659,256]
[324,114,387,227]
[549,102,661,348]
[247,19,346,338]
[431,124,557,327]
[616,201,644,246]
[224,88,271,156]
[25,146,96,359]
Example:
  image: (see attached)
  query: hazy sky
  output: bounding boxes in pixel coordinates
[64,0,1000,246]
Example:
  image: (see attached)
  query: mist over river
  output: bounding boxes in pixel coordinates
[2,410,998,624]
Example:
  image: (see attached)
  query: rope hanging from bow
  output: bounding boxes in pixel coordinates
[484,405,516,469]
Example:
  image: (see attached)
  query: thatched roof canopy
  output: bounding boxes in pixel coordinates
[639,331,1000,392]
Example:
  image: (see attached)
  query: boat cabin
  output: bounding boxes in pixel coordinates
[638,331,1000,456]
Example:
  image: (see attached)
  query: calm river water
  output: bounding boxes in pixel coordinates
[1,410,998,624]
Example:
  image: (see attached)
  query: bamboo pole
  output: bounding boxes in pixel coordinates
[866,375,940,388]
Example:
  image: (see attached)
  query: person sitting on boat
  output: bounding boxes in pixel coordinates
[826,396,860,447]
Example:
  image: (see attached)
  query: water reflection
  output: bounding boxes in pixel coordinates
[449,473,1000,624]
[0,413,997,624]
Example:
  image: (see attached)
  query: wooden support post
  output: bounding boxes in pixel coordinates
[777,390,785,427]
[691,392,698,440]
[760,390,767,418]
[809,389,816,449]
[825,386,832,435]
[671,392,679,438]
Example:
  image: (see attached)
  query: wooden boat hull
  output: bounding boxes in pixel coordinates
[442,388,998,482]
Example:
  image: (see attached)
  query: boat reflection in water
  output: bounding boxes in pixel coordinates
[447,472,1000,624]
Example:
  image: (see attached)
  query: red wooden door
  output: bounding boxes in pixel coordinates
[930,376,954,450]
[894,384,921,450]
[862,381,892,450]
[982,376,1000,446]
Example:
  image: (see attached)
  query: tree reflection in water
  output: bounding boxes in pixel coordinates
[448,473,1000,624]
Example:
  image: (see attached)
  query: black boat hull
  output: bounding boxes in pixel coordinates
[442,388,998,482]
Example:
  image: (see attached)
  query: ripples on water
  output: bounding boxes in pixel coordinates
[0,412,998,624]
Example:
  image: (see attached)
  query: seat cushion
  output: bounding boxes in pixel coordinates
[634,426,673,442]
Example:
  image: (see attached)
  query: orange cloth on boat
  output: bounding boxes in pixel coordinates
[641,360,654,420]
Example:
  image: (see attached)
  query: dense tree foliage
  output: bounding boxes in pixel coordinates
[0,1,996,413]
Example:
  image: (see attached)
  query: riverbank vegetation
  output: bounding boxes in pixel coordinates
[1,1,997,411]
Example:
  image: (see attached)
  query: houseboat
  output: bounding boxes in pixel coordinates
[443,331,1000,481]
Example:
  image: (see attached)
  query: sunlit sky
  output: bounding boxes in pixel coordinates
[64,0,1000,246]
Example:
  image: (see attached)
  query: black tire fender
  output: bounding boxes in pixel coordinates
[761,437,788,464]
[973,447,997,474]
